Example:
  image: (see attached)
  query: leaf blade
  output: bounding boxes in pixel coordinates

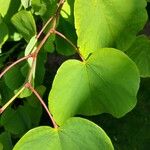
[74,0,147,58]
[48,48,140,125]
[11,10,36,41]
[13,117,114,150]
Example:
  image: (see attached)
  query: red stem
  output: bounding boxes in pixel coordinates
[54,30,85,61]
[25,83,58,129]
[36,17,53,39]
[0,54,32,79]
[55,30,77,50]
[0,0,66,127]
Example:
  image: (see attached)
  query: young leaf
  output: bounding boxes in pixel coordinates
[56,0,77,56]
[61,0,75,24]
[74,0,147,58]
[31,0,57,21]
[25,35,37,67]
[23,35,37,87]
[25,35,37,56]
[0,0,12,17]
[0,15,8,49]
[13,117,114,150]
[21,0,31,9]
[48,48,140,125]
[0,132,12,150]
[0,0,21,39]
[125,35,150,77]
[11,10,36,41]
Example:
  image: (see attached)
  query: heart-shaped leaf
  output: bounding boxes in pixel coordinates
[11,10,36,41]
[74,0,147,58]
[49,48,140,125]
[125,35,150,77]
[13,117,114,150]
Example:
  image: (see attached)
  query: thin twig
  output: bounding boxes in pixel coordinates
[36,0,65,39]
[25,83,58,129]
[58,0,65,7]
[35,0,65,55]
[26,0,66,80]
[36,29,54,55]
[0,54,32,79]
[36,16,53,39]
[25,29,54,82]
[28,56,37,83]
[0,86,25,114]
[0,0,66,118]
[54,30,85,61]
[54,30,78,51]
[25,0,66,86]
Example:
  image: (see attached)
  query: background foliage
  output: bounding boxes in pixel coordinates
[0,0,150,149]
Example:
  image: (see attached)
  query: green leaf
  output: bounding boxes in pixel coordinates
[0,132,12,150]
[43,35,55,53]
[23,35,37,86]
[17,88,32,99]
[55,16,76,56]
[1,108,32,136]
[22,100,42,127]
[16,35,43,98]
[0,80,13,105]
[0,43,20,69]
[4,65,25,91]
[11,10,36,41]
[31,0,57,21]
[56,0,76,56]
[125,35,150,77]
[74,0,147,58]
[35,51,46,85]
[0,15,8,49]
[19,63,32,98]
[13,117,114,150]
[0,0,11,17]
[24,85,45,126]
[49,48,140,125]
[21,0,31,9]
[0,0,21,39]
[61,0,75,24]
[95,78,150,149]
[25,35,37,67]
[1,86,45,136]
[0,143,3,150]
[25,35,37,56]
